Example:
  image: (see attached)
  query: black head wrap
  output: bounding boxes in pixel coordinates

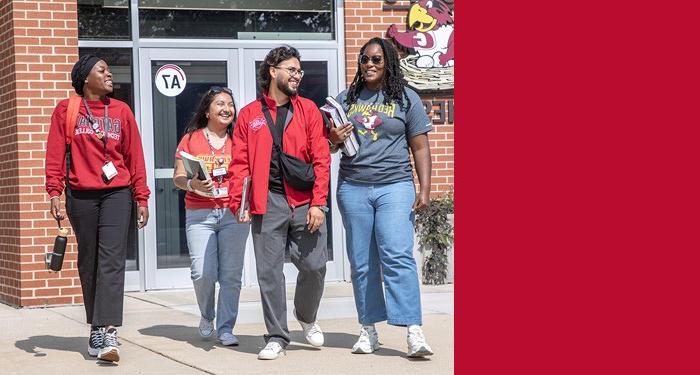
[71,55,101,96]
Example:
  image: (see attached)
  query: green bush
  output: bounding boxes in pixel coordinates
[415,189,454,285]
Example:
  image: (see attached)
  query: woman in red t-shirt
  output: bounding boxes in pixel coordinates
[172,87,249,346]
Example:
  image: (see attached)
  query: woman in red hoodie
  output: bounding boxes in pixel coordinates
[44,55,150,363]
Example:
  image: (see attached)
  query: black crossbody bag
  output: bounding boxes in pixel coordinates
[260,98,315,191]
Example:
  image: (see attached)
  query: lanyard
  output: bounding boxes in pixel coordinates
[203,128,228,187]
[82,98,109,162]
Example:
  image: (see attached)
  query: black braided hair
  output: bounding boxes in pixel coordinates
[345,37,410,110]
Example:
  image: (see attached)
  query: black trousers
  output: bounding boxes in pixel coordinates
[66,187,133,327]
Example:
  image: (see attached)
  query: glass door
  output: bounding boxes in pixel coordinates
[241,48,346,284]
[139,48,245,289]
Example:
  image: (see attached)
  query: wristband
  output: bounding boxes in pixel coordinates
[186,179,194,192]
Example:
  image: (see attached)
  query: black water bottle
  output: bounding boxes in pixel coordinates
[49,224,68,272]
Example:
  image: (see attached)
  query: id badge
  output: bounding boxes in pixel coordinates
[214,187,228,198]
[212,167,227,177]
[102,161,118,181]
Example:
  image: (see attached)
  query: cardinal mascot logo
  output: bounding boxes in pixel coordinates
[386,0,454,92]
[388,0,454,68]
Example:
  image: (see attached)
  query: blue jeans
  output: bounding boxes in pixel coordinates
[337,179,422,326]
[185,208,249,334]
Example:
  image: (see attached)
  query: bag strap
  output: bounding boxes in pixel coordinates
[259,97,284,149]
[65,95,81,145]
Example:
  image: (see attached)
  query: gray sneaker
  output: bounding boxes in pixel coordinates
[87,328,104,357]
[199,316,214,338]
[97,328,120,362]
[218,332,239,346]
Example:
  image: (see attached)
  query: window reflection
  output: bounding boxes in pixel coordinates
[139,0,334,39]
[78,0,131,40]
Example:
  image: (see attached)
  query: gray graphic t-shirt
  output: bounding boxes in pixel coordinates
[336,87,432,183]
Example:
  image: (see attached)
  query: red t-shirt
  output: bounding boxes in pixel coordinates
[175,129,232,209]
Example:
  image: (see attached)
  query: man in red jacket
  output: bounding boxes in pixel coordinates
[228,46,331,360]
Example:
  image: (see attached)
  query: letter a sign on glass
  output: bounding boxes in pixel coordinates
[155,64,187,97]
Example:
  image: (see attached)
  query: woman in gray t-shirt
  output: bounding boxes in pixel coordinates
[329,37,434,358]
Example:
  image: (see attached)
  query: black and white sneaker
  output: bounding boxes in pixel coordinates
[97,328,120,362]
[88,327,104,357]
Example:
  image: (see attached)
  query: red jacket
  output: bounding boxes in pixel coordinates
[228,93,330,215]
[45,97,150,207]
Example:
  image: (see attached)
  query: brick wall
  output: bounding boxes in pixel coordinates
[7,0,80,307]
[343,0,455,197]
[0,0,21,307]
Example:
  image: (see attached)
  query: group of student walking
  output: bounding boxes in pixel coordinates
[44,37,435,363]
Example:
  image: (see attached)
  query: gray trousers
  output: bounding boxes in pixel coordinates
[251,191,327,347]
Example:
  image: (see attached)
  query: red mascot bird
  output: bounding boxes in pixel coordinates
[388,0,454,68]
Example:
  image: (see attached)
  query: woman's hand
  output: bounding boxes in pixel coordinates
[329,122,354,145]
[137,206,149,229]
[49,196,65,221]
[412,190,431,211]
[236,209,251,223]
[190,173,214,192]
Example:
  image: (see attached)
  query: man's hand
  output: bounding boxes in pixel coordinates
[306,206,326,233]
[138,206,149,229]
[49,196,65,221]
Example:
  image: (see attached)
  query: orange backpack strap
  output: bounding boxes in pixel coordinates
[65,95,81,145]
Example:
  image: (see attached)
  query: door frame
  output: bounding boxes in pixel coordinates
[139,48,242,290]
[138,47,347,291]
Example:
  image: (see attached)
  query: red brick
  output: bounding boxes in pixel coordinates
[35,288,59,297]
[60,286,81,296]
[38,2,66,11]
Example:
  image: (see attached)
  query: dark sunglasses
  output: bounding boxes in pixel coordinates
[359,54,383,65]
[209,86,233,95]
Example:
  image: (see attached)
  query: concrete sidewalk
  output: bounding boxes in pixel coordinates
[0,282,454,374]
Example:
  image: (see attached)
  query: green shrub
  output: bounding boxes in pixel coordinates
[415,189,454,285]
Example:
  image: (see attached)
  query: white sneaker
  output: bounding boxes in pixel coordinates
[351,325,380,354]
[407,325,434,358]
[258,341,286,360]
[199,316,214,338]
[218,332,239,346]
[294,310,324,347]
[97,328,120,362]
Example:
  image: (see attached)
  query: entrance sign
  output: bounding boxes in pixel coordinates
[155,64,187,97]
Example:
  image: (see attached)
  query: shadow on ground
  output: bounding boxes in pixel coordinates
[139,324,407,357]
[15,335,92,360]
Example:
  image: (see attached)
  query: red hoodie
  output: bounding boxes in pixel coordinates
[228,93,330,215]
[45,97,150,207]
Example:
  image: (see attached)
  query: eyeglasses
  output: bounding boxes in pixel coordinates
[359,54,383,65]
[274,66,305,78]
[209,86,233,95]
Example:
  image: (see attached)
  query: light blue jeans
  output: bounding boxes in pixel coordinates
[185,208,249,335]
[337,179,422,326]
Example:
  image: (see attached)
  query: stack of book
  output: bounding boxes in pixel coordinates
[320,96,359,157]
